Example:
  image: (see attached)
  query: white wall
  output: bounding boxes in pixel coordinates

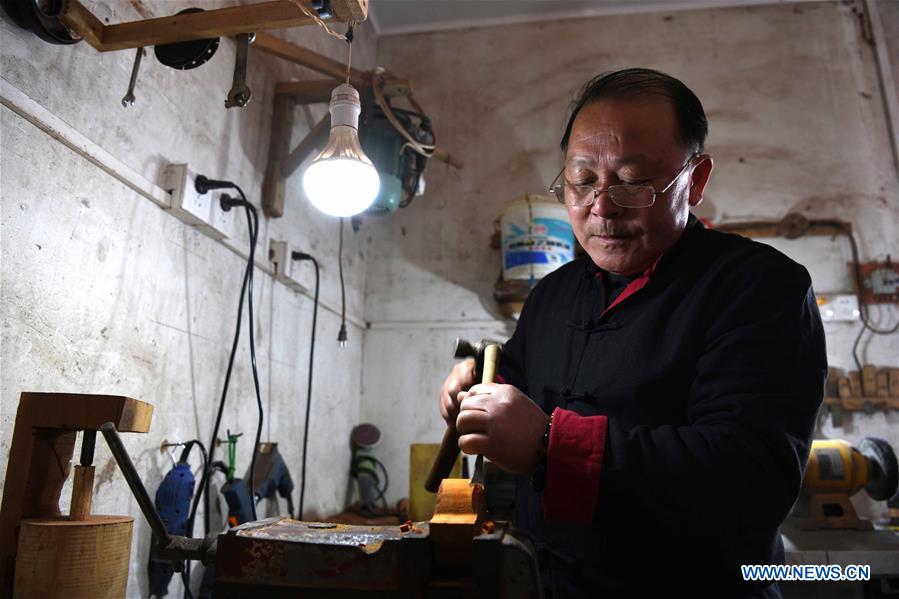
[365,0,899,517]
[1,1,375,595]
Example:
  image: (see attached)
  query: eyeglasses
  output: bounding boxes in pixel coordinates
[549,154,698,209]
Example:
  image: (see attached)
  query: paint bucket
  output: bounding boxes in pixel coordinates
[500,195,574,282]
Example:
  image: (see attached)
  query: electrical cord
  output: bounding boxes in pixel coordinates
[187,177,263,540]
[337,218,348,346]
[290,251,320,520]
[816,220,899,373]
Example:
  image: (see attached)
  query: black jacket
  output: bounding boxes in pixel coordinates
[499,214,827,598]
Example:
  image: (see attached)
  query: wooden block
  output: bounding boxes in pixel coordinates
[1,393,152,594]
[838,377,851,399]
[876,369,889,398]
[848,371,863,398]
[69,466,95,521]
[825,368,841,397]
[14,516,133,598]
[862,365,877,397]
[890,368,899,397]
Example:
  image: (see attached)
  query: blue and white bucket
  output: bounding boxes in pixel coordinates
[500,195,575,282]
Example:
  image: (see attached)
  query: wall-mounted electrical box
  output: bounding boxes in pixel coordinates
[162,164,234,240]
[852,261,899,304]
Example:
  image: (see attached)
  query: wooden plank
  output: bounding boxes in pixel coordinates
[276,78,411,103]
[276,80,337,103]
[889,368,899,397]
[837,377,851,399]
[876,368,890,398]
[862,365,877,397]
[848,371,863,398]
[254,32,367,86]
[58,0,104,47]
[261,94,296,219]
[825,368,840,398]
[282,113,331,177]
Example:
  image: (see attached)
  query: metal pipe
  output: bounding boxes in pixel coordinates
[99,422,174,550]
[80,430,96,466]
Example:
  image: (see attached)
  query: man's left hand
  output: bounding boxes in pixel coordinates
[456,383,547,475]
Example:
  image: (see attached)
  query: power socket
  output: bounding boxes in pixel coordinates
[269,240,305,292]
[162,164,228,240]
[816,294,860,322]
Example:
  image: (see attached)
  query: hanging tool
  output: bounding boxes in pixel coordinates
[121,47,145,107]
[425,338,503,493]
[148,442,200,597]
[224,33,254,109]
[216,431,254,527]
[251,443,296,518]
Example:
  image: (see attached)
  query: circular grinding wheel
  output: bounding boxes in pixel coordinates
[351,423,381,449]
[860,437,899,501]
[154,8,219,70]
[7,0,81,44]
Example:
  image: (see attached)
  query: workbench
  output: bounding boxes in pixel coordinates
[781,519,899,598]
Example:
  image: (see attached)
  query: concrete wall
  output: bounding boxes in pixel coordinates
[366,0,899,518]
[1,1,375,595]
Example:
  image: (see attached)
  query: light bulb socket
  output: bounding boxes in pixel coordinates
[337,324,348,347]
[329,84,361,129]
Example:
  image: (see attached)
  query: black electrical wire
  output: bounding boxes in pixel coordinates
[828,221,899,373]
[188,186,262,540]
[291,252,320,520]
[337,218,348,345]
[239,193,264,524]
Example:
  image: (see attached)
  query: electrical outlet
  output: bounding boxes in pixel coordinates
[816,294,860,322]
[269,239,305,292]
[162,164,223,239]
[209,194,236,240]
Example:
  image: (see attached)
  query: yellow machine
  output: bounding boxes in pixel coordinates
[796,438,898,530]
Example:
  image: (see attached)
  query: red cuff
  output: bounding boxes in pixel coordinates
[542,408,608,524]
[495,374,507,384]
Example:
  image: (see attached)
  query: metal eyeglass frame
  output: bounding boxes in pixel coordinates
[549,153,699,209]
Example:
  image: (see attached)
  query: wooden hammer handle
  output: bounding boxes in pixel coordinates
[424,345,499,493]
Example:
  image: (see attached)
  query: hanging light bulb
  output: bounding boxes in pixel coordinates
[303,84,380,217]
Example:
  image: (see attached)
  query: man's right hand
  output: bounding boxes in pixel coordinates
[439,357,476,425]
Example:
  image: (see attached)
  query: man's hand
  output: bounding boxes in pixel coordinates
[439,357,476,425]
[456,383,547,475]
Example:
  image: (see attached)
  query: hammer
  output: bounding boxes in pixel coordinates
[424,338,502,493]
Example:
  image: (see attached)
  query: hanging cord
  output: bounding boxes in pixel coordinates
[287,0,347,40]
[345,22,354,85]
[290,253,320,519]
[191,187,262,535]
[178,440,207,599]
[843,231,899,373]
[241,195,264,523]
[372,73,437,157]
[337,218,348,345]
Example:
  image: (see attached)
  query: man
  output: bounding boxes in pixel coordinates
[439,68,826,597]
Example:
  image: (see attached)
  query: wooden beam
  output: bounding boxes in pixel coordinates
[59,0,365,53]
[255,32,367,86]
[58,0,104,47]
[262,94,296,219]
[282,113,331,176]
[276,80,338,104]
[276,78,412,103]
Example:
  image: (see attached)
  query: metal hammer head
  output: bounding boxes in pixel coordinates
[453,338,503,360]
